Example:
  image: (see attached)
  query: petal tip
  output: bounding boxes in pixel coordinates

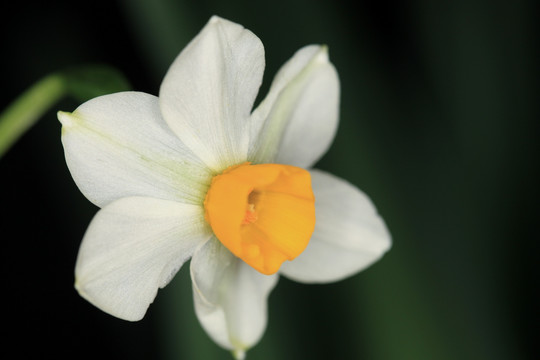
[315,45,330,63]
[209,15,223,24]
[74,275,146,322]
[57,111,73,126]
[73,278,81,292]
[232,349,246,360]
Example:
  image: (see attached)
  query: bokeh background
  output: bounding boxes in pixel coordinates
[1,0,537,359]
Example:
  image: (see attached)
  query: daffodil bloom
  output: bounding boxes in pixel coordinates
[58,16,391,359]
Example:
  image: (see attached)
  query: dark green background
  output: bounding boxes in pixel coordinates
[1,1,536,359]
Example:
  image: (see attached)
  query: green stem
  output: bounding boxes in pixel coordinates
[0,65,130,159]
[0,74,66,158]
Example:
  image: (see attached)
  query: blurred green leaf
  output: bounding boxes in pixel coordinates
[62,65,132,103]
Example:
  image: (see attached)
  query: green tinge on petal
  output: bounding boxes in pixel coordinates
[232,349,246,360]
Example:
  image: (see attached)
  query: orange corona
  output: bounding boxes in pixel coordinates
[204,162,316,275]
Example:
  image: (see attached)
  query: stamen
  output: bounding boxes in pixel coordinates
[242,203,258,225]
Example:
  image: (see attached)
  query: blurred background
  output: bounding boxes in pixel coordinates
[0,0,537,359]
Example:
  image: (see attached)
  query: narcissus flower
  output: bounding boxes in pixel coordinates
[58,16,391,359]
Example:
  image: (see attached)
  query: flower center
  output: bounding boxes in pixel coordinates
[203,162,316,275]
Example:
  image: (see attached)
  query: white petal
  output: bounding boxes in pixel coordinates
[159,16,265,173]
[280,169,391,283]
[59,92,212,208]
[191,238,278,352]
[249,45,340,168]
[75,197,211,321]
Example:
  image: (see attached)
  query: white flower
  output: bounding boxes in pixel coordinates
[58,16,391,359]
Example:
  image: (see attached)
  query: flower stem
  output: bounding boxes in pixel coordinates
[0,65,130,159]
[0,74,66,158]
